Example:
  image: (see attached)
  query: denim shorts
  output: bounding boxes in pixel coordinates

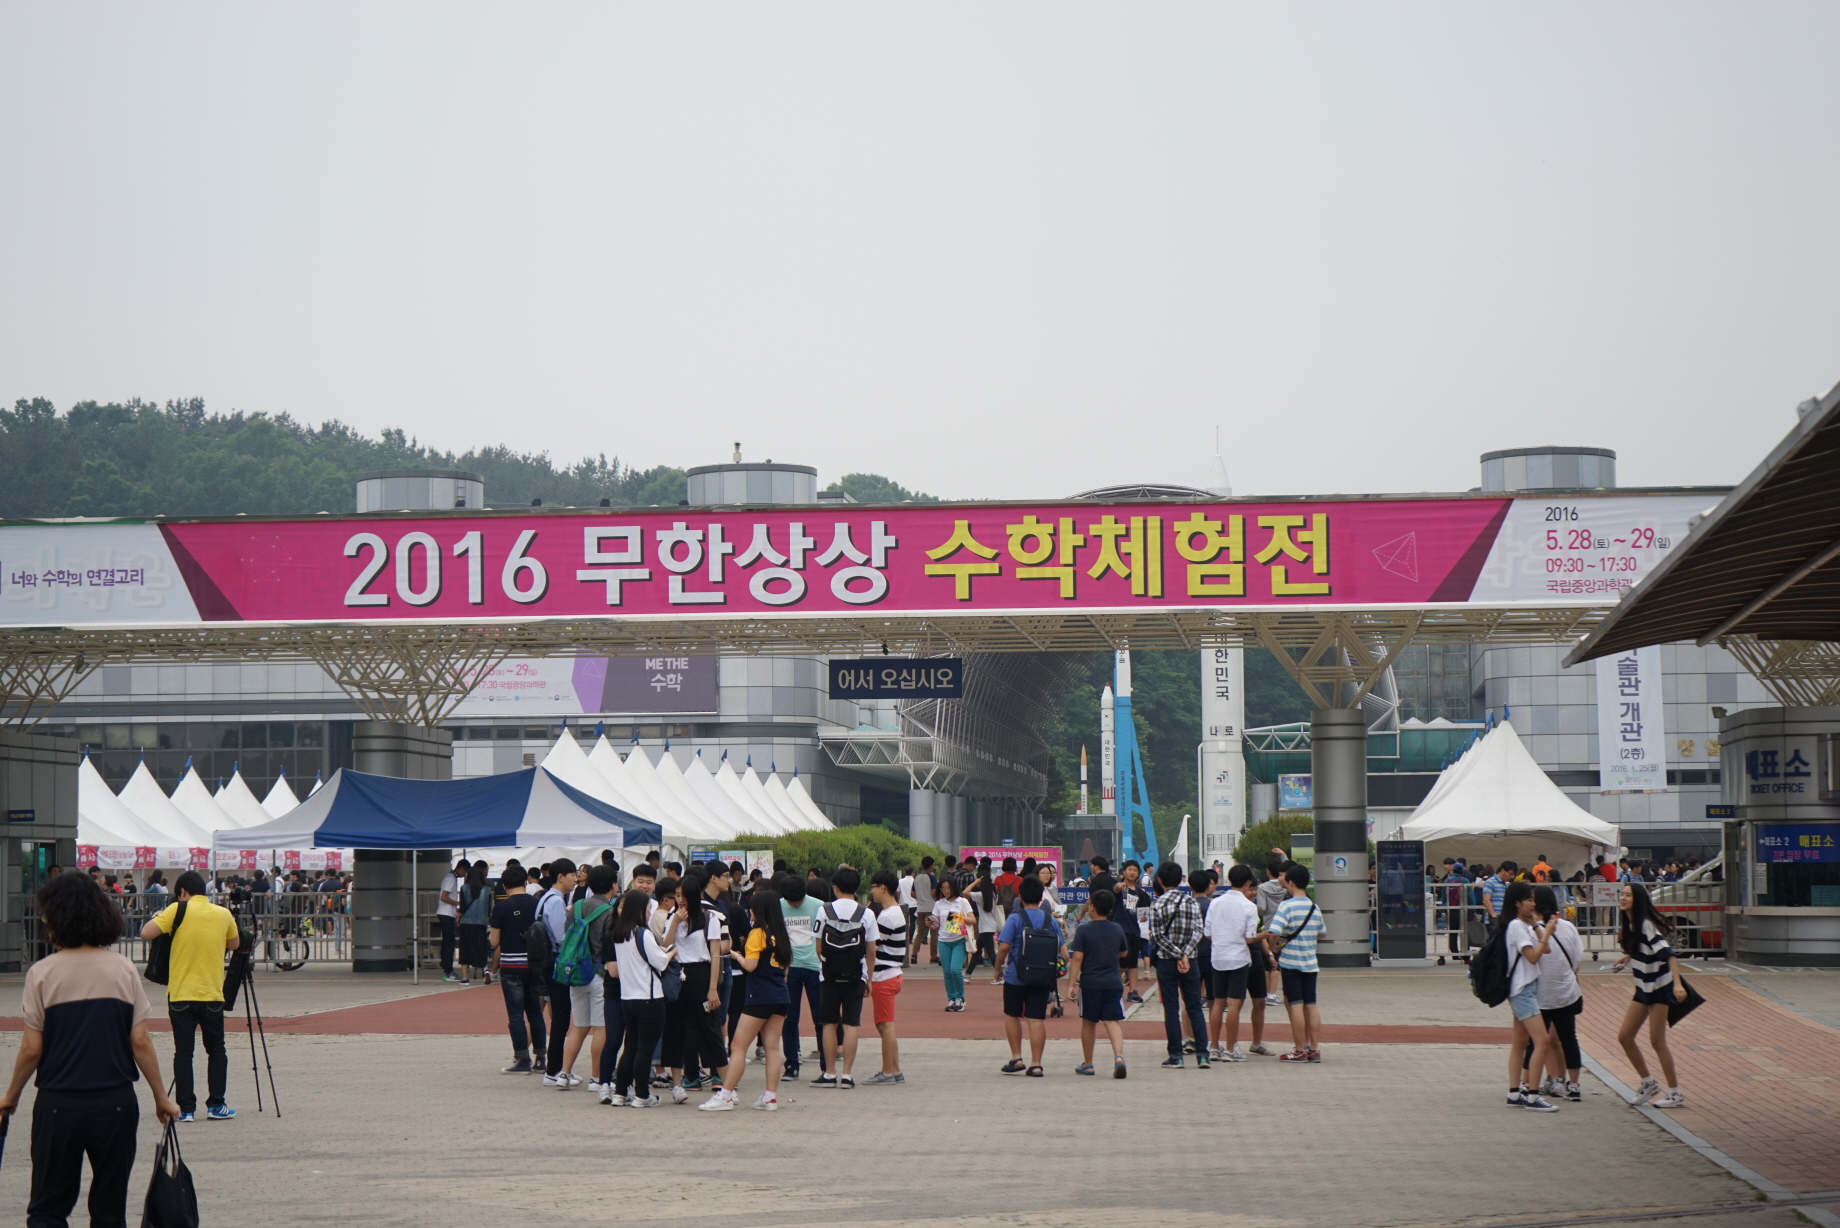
[1509,981,1542,1021]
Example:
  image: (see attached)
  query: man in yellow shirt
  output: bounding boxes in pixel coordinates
[139,870,242,1122]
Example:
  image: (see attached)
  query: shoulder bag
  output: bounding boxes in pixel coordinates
[145,900,189,985]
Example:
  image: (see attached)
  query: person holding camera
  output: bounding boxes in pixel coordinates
[140,869,243,1122]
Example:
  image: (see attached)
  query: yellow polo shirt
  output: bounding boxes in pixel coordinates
[151,897,241,1003]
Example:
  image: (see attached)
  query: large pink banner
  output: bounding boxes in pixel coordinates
[159,499,1512,622]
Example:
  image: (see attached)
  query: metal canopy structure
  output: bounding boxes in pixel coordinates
[1567,379,1840,703]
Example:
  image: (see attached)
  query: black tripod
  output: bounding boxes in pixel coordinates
[224,946,282,1117]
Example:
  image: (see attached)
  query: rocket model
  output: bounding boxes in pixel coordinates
[1078,745,1088,815]
[1100,686,1116,815]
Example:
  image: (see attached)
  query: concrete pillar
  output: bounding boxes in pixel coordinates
[971,799,989,846]
[351,722,453,973]
[0,730,78,971]
[908,788,936,846]
[1311,708,1369,968]
[951,794,969,854]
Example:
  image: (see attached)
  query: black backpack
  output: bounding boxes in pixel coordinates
[818,901,867,983]
[1468,917,1517,1007]
[144,899,188,985]
[522,896,555,975]
[1014,906,1060,987]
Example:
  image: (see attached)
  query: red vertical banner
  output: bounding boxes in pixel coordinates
[238,850,258,870]
[134,848,156,869]
[283,849,301,870]
[325,851,342,872]
[189,848,210,869]
[77,844,98,867]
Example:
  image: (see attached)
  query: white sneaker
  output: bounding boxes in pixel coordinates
[697,1091,737,1112]
[629,1094,661,1108]
[587,1081,603,1095]
[541,1073,564,1087]
[1651,1091,1686,1109]
[1634,1076,1661,1105]
[670,1086,689,1105]
[1218,1049,1247,1062]
[1264,993,1283,1006]
[562,1072,581,1088]
[752,1092,779,1112]
[601,1092,625,1107]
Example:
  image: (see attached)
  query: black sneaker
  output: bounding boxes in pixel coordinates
[1182,1039,1198,1055]
[785,1065,801,1081]
[1161,1056,1185,1069]
[1125,991,1143,1004]
[1195,1053,1210,1070]
[1566,1082,1582,1102]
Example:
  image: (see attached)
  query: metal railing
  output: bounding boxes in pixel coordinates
[1418,880,1726,963]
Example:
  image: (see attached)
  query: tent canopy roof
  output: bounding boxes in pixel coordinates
[1399,721,1620,851]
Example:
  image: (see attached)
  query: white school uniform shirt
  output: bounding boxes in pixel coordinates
[1204,890,1258,971]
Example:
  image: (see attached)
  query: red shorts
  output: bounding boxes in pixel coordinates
[871,975,902,1025]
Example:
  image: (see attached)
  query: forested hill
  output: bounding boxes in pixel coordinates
[0,397,937,519]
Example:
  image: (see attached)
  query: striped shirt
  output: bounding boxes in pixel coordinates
[1481,875,1508,917]
[1630,918,1675,996]
[1268,896,1324,973]
[872,904,907,981]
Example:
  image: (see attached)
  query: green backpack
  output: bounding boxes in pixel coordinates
[553,898,614,987]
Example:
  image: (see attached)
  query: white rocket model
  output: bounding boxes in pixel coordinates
[1078,745,1088,816]
[1100,685,1116,816]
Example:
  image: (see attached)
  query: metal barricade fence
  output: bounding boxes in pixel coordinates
[1418,880,1725,963]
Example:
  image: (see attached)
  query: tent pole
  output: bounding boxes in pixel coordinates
[410,850,419,985]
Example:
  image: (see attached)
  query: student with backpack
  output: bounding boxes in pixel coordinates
[1520,885,1584,1103]
[536,859,579,1086]
[1262,864,1324,1064]
[1495,880,1562,1111]
[671,869,730,1102]
[811,866,878,1089]
[994,875,1065,1077]
[487,866,546,1074]
[1612,882,1689,1110]
[555,865,619,1094]
[1068,887,1130,1078]
[700,888,795,1111]
[457,862,493,984]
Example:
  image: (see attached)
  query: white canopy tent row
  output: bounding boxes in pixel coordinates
[262,771,302,818]
[1398,720,1622,876]
[213,770,276,828]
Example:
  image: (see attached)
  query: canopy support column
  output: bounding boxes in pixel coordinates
[0,649,99,729]
[350,722,453,975]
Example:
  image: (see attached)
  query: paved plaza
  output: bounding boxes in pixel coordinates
[2,963,1835,1228]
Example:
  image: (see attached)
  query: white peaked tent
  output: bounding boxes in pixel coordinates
[547,733,652,821]
[786,774,835,830]
[117,762,213,847]
[261,772,300,818]
[653,749,737,839]
[214,771,277,829]
[684,752,766,837]
[1399,720,1621,875]
[78,756,159,848]
[739,767,795,833]
[170,766,240,837]
[612,743,723,841]
[714,759,787,834]
[761,770,816,831]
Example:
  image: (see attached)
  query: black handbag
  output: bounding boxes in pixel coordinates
[144,900,188,986]
[1666,975,1706,1027]
[141,1120,199,1228]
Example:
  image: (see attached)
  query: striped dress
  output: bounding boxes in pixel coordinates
[1629,918,1675,1005]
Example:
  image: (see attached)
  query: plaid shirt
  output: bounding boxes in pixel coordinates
[1149,888,1203,960]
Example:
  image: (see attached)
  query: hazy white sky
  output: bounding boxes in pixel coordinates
[4,5,1837,501]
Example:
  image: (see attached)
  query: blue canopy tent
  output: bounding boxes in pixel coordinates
[215,767,661,981]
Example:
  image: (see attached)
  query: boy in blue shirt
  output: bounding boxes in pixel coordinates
[1068,888,1130,1078]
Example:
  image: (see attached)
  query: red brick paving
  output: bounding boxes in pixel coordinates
[1573,973,1840,1194]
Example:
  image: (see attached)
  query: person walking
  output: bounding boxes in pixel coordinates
[777,873,823,1081]
[558,865,618,1094]
[701,890,794,1111]
[865,870,908,1085]
[3,874,181,1226]
[607,889,671,1107]
[1115,859,1152,1003]
[1613,883,1689,1109]
[1204,864,1261,1062]
[437,858,466,982]
[139,869,243,1120]
[488,866,546,1074]
[811,866,877,1089]
[1521,885,1584,1103]
[994,875,1064,1077]
[969,869,1004,982]
[458,862,493,983]
[910,856,937,966]
[537,859,579,1087]
[1068,887,1130,1078]
[929,877,975,1011]
[1256,857,1289,1007]
[1499,881,1563,1111]
[1264,864,1325,1063]
[1148,862,1209,1070]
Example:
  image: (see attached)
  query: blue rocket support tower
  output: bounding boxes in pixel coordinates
[1113,650,1159,868]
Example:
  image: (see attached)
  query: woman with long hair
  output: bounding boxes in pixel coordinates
[670,870,728,1102]
[1521,885,1584,1102]
[1614,882,1688,1108]
[969,869,1003,983]
[457,861,493,983]
[1500,881,1562,1111]
[929,876,975,1011]
[607,888,670,1107]
[701,889,793,1111]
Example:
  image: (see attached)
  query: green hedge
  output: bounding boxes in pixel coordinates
[730,825,948,877]
[1232,814,1318,869]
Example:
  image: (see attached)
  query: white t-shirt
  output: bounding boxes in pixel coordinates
[672,908,725,964]
[1506,918,1543,996]
[897,875,916,908]
[436,873,459,919]
[1534,919,1582,1011]
[931,898,974,944]
[971,891,1005,934]
[1204,891,1259,971]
